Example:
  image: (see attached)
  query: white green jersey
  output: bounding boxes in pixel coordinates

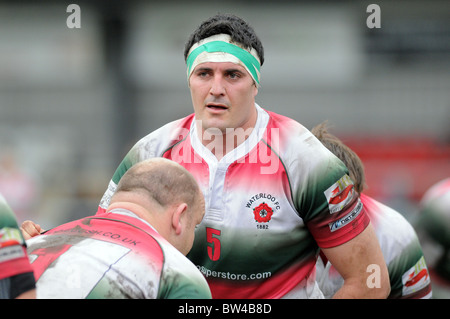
[27,209,211,299]
[0,194,34,281]
[99,104,370,298]
[317,194,432,299]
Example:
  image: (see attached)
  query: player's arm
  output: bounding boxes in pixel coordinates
[321,222,390,299]
[15,289,36,299]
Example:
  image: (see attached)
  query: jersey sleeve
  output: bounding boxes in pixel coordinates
[388,244,432,299]
[98,145,139,211]
[288,132,370,248]
[98,130,172,212]
[98,116,194,212]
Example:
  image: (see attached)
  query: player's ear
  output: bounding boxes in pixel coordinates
[172,203,188,235]
[253,83,258,97]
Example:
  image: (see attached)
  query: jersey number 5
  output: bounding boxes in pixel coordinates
[206,227,221,261]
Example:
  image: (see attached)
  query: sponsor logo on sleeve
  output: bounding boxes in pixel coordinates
[328,198,363,232]
[402,256,430,296]
[324,174,355,214]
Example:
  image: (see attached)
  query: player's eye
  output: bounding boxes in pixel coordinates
[226,71,242,79]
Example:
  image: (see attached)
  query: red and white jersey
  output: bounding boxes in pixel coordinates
[99,104,370,299]
[27,209,211,299]
[317,193,432,299]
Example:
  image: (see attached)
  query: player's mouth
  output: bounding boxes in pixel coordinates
[206,103,229,112]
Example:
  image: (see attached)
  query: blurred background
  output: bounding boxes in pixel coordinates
[0,0,449,284]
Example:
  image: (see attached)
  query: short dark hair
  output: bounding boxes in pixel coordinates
[184,13,264,66]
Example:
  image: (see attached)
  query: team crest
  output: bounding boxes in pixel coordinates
[253,202,273,223]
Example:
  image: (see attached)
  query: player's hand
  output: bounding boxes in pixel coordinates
[21,220,44,240]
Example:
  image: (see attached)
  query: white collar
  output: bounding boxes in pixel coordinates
[190,103,269,167]
[107,208,158,233]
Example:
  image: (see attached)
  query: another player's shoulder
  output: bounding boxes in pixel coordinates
[362,194,413,228]
[361,194,419,249]
[421,177,450,205]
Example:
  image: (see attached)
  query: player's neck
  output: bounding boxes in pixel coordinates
[199,108,258,161]
[107,198,161,224]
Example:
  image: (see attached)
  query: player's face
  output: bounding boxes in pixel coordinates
[189,62,258,137]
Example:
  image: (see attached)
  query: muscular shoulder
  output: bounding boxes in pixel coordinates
[110,115,194,185]
[267,111,345,189]
[265,111,331,167]
[264,111,351,222]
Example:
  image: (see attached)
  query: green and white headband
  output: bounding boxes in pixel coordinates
[186,34,261,87]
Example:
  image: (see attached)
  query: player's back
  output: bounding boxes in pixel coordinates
[27,210,211,299]
[27,211,166,298]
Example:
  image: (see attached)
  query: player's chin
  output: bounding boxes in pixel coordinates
[202,119,229,135]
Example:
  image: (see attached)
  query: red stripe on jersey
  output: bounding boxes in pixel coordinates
[309,196,370,249]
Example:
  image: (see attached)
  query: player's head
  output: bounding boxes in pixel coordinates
[112,158,205,255]
[184,13,265,79]
[311,121,366,194]
[184,14,264,137]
